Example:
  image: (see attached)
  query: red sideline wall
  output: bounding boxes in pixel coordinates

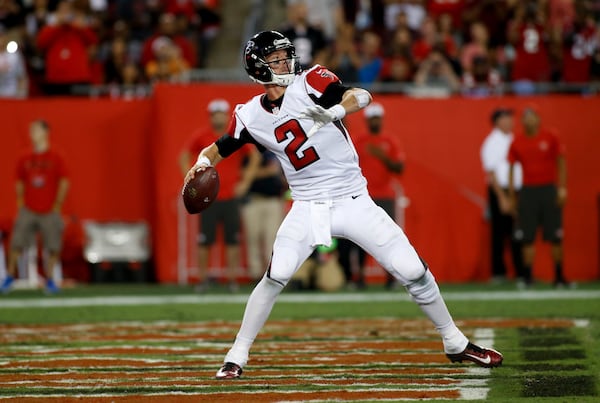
[0,88,598,283]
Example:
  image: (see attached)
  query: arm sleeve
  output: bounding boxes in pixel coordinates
[313,81,352,108]
[215,130,265,158]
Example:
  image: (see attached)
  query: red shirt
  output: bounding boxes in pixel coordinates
[354,133,405,199]
[16,149,68,213]
[508,129,564,186]
[186,128,248,200]
[510,23,551,81]
[411,37,457,63]
[37,24,98,84]
[562,26,597,82]
[427,0,466,28]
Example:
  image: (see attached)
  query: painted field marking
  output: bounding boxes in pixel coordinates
[0,319,588,402]
[1,289,599,308]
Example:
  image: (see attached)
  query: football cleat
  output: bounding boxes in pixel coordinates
[215,362,243,379]
[446,342,503,368]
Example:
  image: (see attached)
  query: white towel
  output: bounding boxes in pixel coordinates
[310,200,333,247]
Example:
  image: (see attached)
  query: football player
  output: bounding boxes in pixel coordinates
[184,31,503,379]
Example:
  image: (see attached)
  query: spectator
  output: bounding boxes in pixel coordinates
[341,102,405,289]
[412,15,457,65]
[36,0,98,95]
[145,35,190,83]
[462,0,514,50]
[241,151,286,283]
[380,27,415,83]
[140,13,196,70]
[0,27,28,98]
[179,99,259,293]
[327,21,360,82]
[480,108,524,284]
[280,0,328,70]
[103,37,129,84]
[508,105,568,287]
[22,0,51,95]
[413,46,461,94]
[304,0,343,42]
[1,120,69,295]
[384,0,426,33]
[103,20,143,68]
[461,55,503,97]
[561,12,598,83]
[427,0,466,30]
[356,30,383,84]
[0,0,22,34]
[460,22,490,73]
[507,2,552,92]
[342,0,385,34]
[195,0,222,67]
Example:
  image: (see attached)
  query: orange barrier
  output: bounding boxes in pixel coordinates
[0,88,598,283]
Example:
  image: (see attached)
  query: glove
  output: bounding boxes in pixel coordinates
[298,104,346,138]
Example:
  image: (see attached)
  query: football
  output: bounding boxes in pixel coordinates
[182,166,220,214]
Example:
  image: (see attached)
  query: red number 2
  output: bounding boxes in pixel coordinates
[274,120,320,171]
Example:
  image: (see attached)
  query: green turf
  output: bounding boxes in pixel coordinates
[0,281,599,402]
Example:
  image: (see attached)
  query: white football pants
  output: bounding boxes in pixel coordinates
[223,192,468,367]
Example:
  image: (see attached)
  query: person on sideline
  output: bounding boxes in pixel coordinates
[179,99,260,292]
[184,31,503,379]
[508,106,568,287]
[1,120,69,294]
[480,108,525,284]
[241,150,285,283]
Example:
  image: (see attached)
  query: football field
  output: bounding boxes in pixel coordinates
[0,283,599,402]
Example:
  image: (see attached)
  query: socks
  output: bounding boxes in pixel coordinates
[224,276,284,367]
[418,296,469,354]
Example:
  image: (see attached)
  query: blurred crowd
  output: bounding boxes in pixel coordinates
[0,0,599,98]
[295,0,600,96]
[0,0,221,97]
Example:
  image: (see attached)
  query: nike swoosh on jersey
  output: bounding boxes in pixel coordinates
[351,195,361,199]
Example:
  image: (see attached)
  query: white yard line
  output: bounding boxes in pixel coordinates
[1,289,599,308]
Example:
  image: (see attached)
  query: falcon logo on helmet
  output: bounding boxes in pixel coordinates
[243,31,301,87]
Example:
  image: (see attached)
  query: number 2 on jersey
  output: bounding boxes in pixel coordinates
[274,120,320,171]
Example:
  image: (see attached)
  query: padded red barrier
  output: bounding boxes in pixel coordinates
[0,89,598,283]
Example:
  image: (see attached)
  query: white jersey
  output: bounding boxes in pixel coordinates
[229,65,367,201]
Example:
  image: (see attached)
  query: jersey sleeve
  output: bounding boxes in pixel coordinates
[305,65,342,97]
[305,66,352,108]
[306,65,350,108]
[227,104,246,140]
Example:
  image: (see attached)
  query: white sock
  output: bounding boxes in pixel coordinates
[224,276,284,367]
[418,296,468,354]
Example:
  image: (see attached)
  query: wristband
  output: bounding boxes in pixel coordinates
[196,155,211,167]
[330,104,346,121]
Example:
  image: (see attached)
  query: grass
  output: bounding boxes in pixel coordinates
[0,281,599,402]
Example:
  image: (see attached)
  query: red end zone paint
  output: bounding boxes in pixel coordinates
[0,318,580,402]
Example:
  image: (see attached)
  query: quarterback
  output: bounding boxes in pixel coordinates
[184,31,503,379]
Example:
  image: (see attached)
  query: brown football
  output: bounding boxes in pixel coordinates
[182,166,220,214]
